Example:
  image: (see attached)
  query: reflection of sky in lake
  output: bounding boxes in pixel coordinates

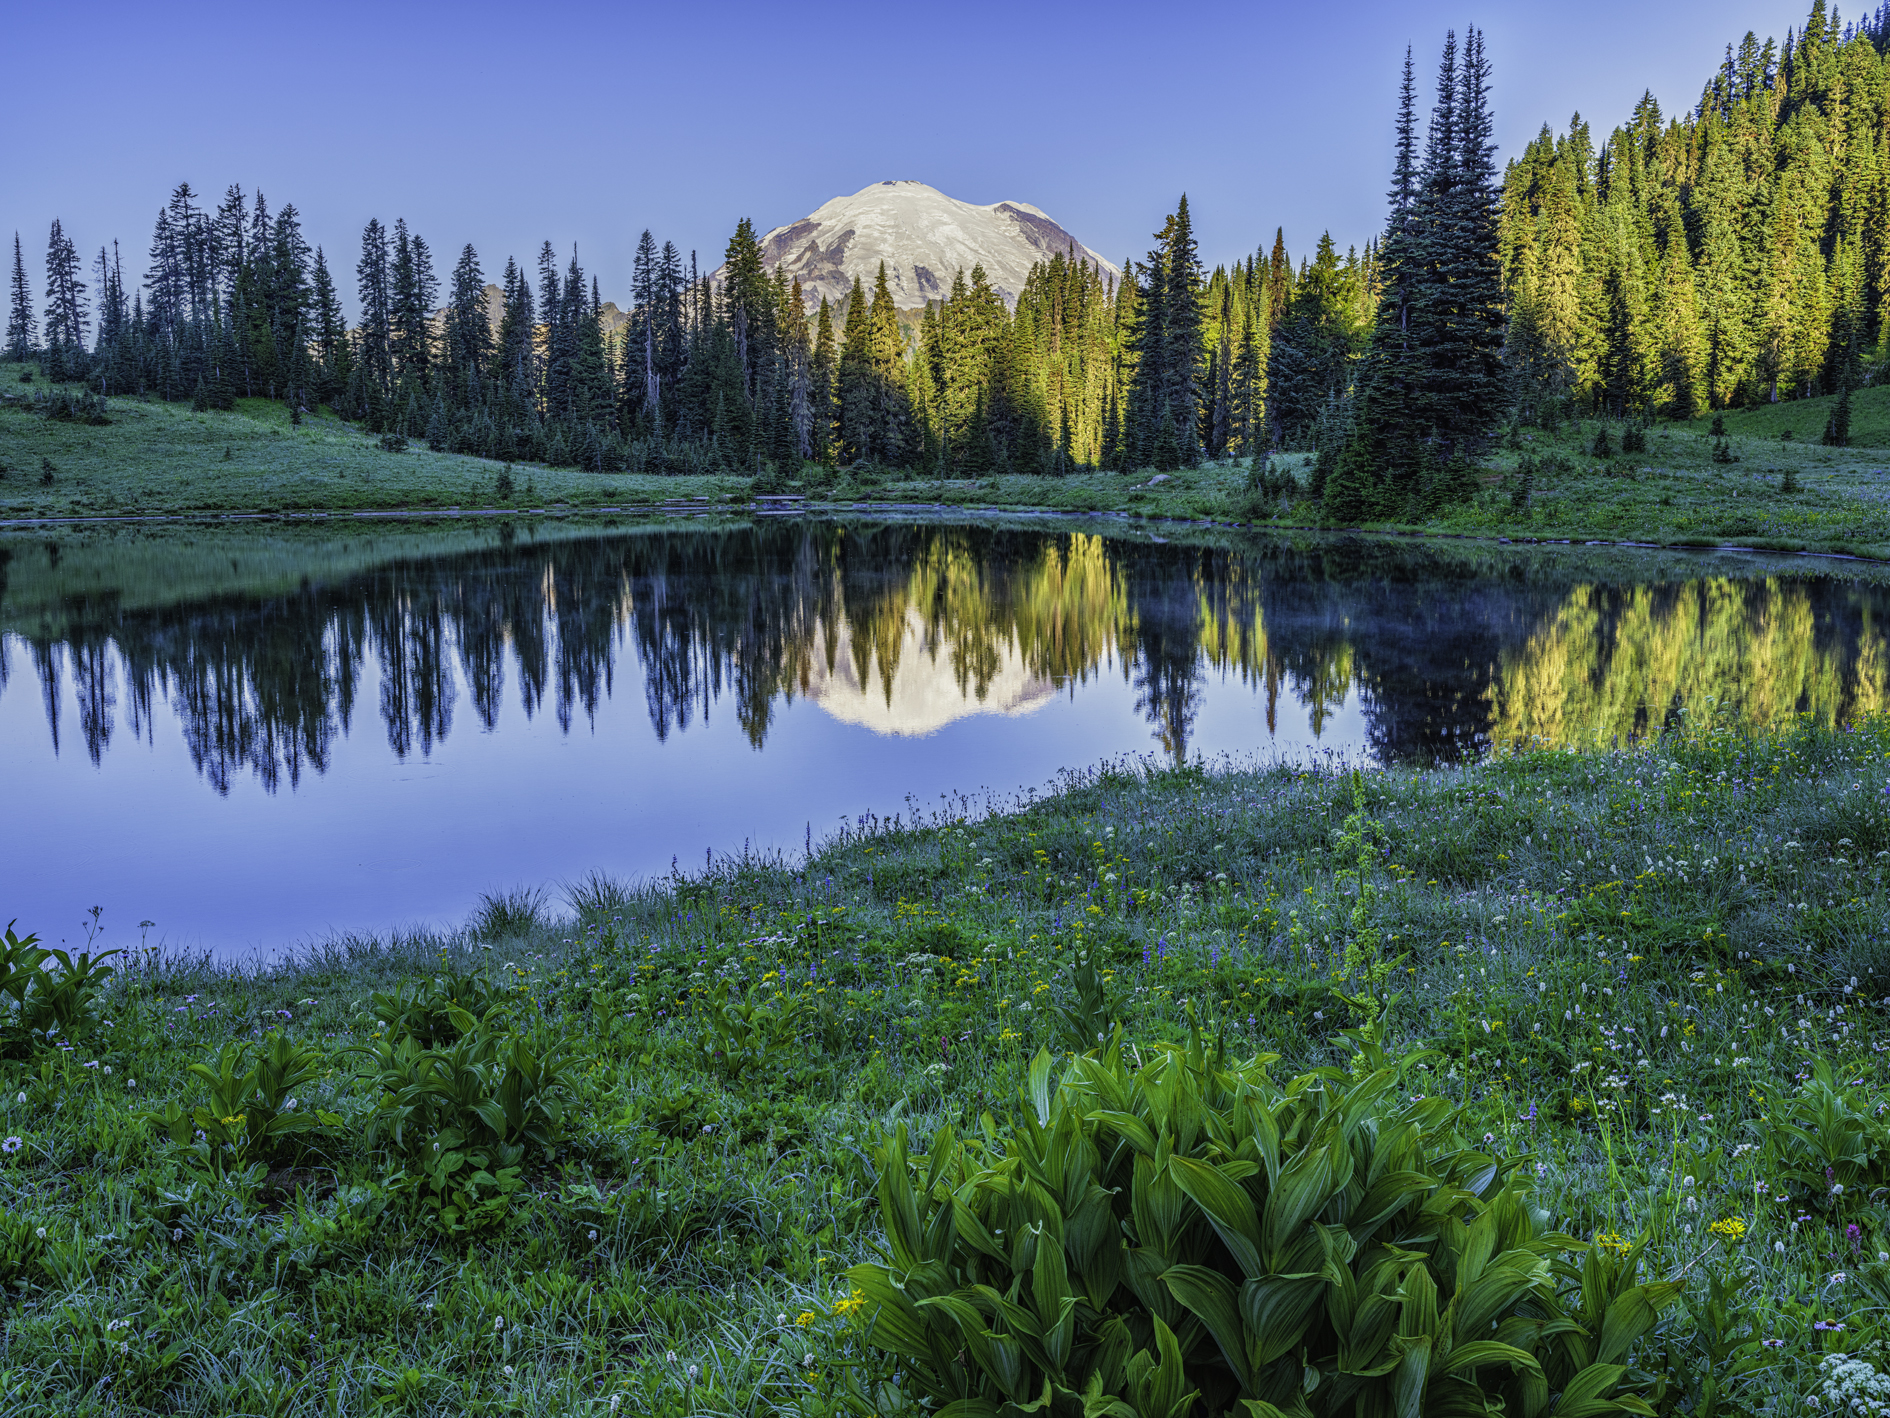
[0,632,1366,960]
[1,521,1882,958]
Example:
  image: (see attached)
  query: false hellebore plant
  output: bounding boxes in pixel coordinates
[850,1031,1676,1417]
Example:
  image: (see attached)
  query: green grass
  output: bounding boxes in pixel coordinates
[4,712,1890,1413]
[7,355,1890,563]
[1337,415,1890,560]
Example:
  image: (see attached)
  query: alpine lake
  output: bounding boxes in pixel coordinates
[3,511,1886,959]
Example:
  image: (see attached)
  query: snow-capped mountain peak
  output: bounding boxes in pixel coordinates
[750,181,1117,310]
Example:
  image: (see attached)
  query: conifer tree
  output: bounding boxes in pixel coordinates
[355,219,394,413]
[43,218,89,381]
[310,247,350,409]
[811,295,836,464]
[867,262,911,464]
[837,276,873,463]
[442,243,490,403]
[6,233,34,361]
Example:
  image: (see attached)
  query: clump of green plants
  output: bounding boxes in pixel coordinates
[0,922,118,1057]
[352,1021,575,1232]
[370,967,495,1049]
[35,387,109,425]
[692,978,804,1084]
[851,1038,1676,1417]
[378,431,409,453]
[142,1031,341,1174]
[471,885,546,942]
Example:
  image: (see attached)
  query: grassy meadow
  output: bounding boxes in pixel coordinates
[2,711,1889,1414]
[7,357,1890,562]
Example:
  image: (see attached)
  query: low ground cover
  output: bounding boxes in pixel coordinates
[8,359,1890,561]
[3,711,1889,1413]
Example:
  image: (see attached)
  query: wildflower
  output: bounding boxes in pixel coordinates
[503,1366,515,1377]
[777,1314,787,1325]
[171,1227,182,1241]
[1776,1241,1787,1254]
[34,1227,45,1239]
[1708,1217,1747,1242]
[587,1229,598,1242]
[494,1316,504,1331]
[15,1093,23,1104]
[0,1137,20,1155]
[795,1311,818,1327]
[666,1351,677,1363]
[687,1365,700,1381]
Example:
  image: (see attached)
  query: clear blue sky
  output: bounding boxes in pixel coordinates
[3,0,1808,312]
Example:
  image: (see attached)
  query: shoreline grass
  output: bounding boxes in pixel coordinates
[3,713,1888,1412]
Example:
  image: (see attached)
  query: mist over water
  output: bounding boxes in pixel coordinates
[3,518,1885,958]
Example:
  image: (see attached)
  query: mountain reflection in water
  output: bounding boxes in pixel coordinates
[4,522,1886,796]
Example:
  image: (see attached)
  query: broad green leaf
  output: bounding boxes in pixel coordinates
[1240,1271,1329,1366]
[1169,1154,1263,1278]
[1440,1339,1543,1378]
[1163,1263,1255,1393]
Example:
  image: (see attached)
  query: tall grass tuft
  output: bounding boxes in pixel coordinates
[469,886,550,942]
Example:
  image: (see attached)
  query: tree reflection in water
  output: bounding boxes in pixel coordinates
[3,523,1886,794]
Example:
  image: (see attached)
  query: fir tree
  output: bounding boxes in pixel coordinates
[43,218,89,381]
[355,219,394,413]
[6,233,35,362]
[811,296,836,464]
[836,276,873,463]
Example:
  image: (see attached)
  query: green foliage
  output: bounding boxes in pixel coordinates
[471,885,546,941]
[851,1039,1677,1417]
[143,1031,341,1174]
[1769,1061,1890,1215]
[35,386,109,424]
[369,968,494,1049]
[691,978,804,1085]
[353,1022,574,1232]
[0,922,118,1057]
[1051,941,1118,1055]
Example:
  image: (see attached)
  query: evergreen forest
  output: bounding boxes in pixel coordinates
[7,4,1890,506]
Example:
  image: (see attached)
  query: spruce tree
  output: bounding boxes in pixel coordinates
[310,247,350,409]
[42,219,89,381]
[355,219,394,415]
[6,233,35,362]
[867,262,910,464]
[811,296,836,464]
[836,276,872,463]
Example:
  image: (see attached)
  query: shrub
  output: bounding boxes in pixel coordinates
[37,387,110,424]
[353,1022,575,1232]
[378,431,409,453]
[370,968,495,1049]
[850,1037,1676,1418]
[143,1032,341,1174]
[1768,1061,1890,1214]
[692,978,804,1084]
[1621,423,1647,454]
[0,923,119,1057]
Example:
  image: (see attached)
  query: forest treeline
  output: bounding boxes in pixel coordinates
[5,5,1888,499]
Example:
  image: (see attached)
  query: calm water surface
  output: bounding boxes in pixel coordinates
[3,517,1885,957]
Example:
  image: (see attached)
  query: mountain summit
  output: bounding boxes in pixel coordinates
[754,181,1117,310]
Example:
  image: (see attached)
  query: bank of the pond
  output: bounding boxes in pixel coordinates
[2,714,1888,1414]
[7,360,1890,560]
